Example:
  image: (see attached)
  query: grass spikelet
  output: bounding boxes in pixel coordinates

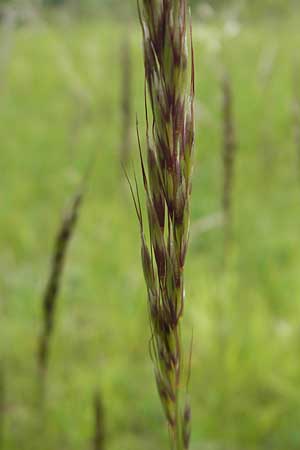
[93,391,105,450]
[132,1,195,448]
[221,70,236,247]
[120,32,132,167]
[37,178,87,375]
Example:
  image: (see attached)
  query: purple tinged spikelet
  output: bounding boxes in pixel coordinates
[183,401,191,449]
[141,234,156,293]
[130,0,195,448]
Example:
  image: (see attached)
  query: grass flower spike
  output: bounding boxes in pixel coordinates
[132,1,195,448]
[221,71,236,243]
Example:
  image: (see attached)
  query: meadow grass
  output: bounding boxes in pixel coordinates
[1,14,300,450]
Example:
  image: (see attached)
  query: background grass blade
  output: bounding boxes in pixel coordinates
[120,32,132,167]
[93,390,105,450]
[37,180,86,376]
[221,70,236,252]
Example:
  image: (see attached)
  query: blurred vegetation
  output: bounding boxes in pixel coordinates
[42,0,300,19]
[0,0,297,20]
[1,1,300,450]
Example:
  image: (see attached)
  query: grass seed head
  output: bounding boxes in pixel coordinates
[134,0,195,448]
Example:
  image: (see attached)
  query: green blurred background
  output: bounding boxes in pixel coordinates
[2,0,300,18]
[1,1,300,450]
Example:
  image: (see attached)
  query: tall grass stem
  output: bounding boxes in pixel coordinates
[221,70,236,252]
[120,32,132,167]
[93,391,105,450]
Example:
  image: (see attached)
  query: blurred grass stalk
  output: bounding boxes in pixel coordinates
[292,66,300,180]
[93,391,105,450]
[37,183,85,378]
[191,212,224,241]
[0,5,16,92]
[221,70,236,250]
[0,366,4,449]
[120,32,132,167]
[133,1,195,448]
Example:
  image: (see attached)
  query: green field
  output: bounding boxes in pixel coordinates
[1,10,300,450]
